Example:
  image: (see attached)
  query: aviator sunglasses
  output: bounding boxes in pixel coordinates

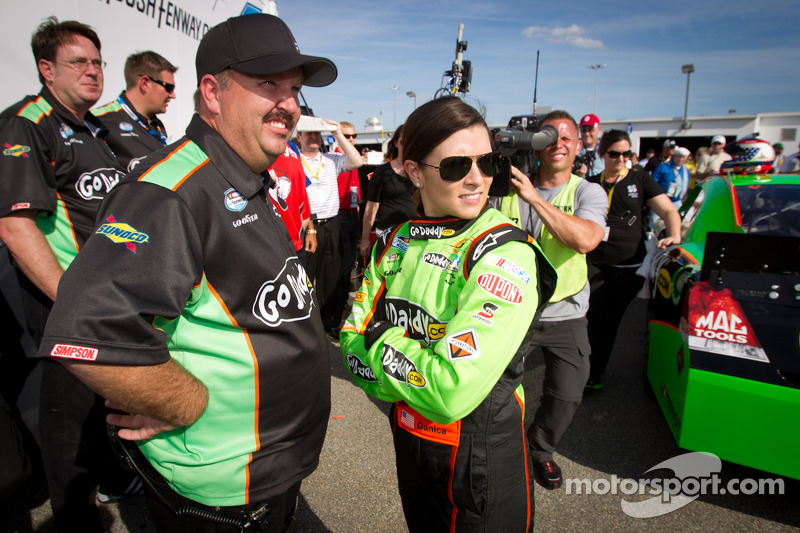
[606,150,632,159]
[418,152,501,182]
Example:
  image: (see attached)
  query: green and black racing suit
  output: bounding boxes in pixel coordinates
[341,206,556,532]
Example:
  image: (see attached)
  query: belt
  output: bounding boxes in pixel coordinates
[314,217,333,225]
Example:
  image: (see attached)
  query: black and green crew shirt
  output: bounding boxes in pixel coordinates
[0,87,125,268]
[93,92,168,171]
[38,115,331,507]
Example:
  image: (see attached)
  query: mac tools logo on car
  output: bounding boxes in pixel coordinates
[252,257,314,327]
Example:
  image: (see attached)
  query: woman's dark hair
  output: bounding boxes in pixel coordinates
[598,129,631,156]
[386,124,404,161]
[402,97,488,165]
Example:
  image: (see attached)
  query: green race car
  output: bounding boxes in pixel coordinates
[646,171,800,480]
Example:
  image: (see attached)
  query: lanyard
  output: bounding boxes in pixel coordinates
[116,96,167,145]
[670,165,686,199]
[301,155,322,180]
[600,167,628,213]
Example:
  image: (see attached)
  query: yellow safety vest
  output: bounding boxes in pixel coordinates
[500,174,586,302]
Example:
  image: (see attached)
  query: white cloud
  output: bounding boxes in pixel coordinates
[521,24,605,49]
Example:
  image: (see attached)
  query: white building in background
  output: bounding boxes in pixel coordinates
[598,111,800,155]
[352,111,800,159]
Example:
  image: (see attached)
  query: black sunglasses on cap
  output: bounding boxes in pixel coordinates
[418,152,501,182]
[140,74,175,93]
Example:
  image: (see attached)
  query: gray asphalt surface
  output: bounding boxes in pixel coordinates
[4,298,799,532]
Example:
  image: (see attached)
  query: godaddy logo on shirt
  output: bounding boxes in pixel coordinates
[75,168,123,200]
[252,257,315,327]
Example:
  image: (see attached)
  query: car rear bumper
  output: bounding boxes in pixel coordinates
[648,321,800,480]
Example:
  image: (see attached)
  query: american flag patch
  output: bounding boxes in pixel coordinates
[400,408,415,429]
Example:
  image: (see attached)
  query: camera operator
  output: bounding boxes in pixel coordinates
[574,113,604,179]
[497,110,607,491]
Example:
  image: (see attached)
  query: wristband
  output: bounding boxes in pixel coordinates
[307,229,317,234]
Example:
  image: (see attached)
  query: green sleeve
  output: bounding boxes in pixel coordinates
[341,240,539,424]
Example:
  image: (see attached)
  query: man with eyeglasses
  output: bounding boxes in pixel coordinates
[575,113,604,179]
[93,51,178,171]
[0,16,126,532]
[499,110,607,491]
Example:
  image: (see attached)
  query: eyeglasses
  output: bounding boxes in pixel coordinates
[140,75,175,93]
[580,126,597,133]
[606,150,632,159]
[418,152,501,182]
[344,134,357,140]
[57,58,106,72]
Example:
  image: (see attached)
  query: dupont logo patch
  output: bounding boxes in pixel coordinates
[476,273,523,304]
[11,202,31,211]
[446,329,480,362]
[50,344,98,361]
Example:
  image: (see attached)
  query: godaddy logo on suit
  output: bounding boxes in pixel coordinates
[381,343,426,388]
[409,224,455,239]
[346,353,379,383]
[385,298,446,347]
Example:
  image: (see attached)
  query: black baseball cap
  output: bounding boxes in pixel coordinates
[195,14,337,87]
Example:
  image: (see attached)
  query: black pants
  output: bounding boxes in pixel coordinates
[391,403,533,533]
[527,317,591,463]
[127,441,300,533]
[20,275,122,532]
[39,360,120,532]
[338,210,360,284]
[307,216,343,330]
[586,262,645,382]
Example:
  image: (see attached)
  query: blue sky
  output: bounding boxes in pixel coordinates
[275,0,800,130]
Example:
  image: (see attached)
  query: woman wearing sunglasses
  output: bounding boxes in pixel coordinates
[584,129,681,389]
[341,97,555,532]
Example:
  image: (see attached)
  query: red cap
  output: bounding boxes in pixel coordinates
[580,114,600,127]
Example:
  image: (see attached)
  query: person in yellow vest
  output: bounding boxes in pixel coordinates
[497,110,607,490]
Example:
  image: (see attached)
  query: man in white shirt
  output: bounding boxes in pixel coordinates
[296,119,362,334]
[695,135,732,184]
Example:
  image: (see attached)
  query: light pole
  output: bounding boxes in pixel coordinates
[390,86,400,129]
[588,64,607,115]
[682,64,695,130]
[406,91,417,110]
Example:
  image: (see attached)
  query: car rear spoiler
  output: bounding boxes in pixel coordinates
[701,232,800,280]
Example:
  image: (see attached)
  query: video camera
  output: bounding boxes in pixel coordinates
[490,115,558,197]
[572,153,590,174]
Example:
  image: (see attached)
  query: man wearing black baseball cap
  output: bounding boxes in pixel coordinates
[36,14,336,531]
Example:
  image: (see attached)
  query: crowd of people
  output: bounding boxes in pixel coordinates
[0,12,793,533]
